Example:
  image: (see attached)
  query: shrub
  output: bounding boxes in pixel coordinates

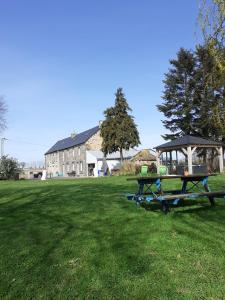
[113,161,158,176]
[114,161,136,176]
[0,156,20,180]
[148,163,157,174]
[135,164,141,175]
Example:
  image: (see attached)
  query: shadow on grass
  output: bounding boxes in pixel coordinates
[1,178,225,298]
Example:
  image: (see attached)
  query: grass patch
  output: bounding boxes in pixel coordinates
[0,175,225,299]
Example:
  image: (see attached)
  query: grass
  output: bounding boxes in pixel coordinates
[0,175,225,299]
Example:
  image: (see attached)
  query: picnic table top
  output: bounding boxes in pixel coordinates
[126,174,217,181]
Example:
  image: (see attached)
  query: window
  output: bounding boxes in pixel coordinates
[72,162,75,171]
[73,148,75,158]
[67,164,70,172]
[80,161,83,172]
[78,147,81,156]
[62,151,65,161]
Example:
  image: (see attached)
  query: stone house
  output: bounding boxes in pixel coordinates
[45,125,102,177]
[45,124,149,178]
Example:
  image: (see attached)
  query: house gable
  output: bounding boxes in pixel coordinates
[85,130,102,151]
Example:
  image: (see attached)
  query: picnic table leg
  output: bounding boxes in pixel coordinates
[135,181,145,206]
[137,181,145,195]
[155,178,170,214]
[181,180,187,193]
[204,183,215,207]
[162,200,170,214]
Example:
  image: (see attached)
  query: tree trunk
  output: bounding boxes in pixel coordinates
[120,148,124,165]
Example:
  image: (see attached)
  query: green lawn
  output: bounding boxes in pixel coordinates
[1,175,225,299]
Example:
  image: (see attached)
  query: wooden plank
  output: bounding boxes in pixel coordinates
[127,175,182,181]
[157,191,225,201]
[127,174,217,181]
[181,147,188,155]
[191,146,197,154]
[180,174,217,181]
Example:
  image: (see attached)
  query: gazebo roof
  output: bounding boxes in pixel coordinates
[155,135,223,151]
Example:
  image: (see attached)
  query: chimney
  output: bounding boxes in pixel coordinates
[71,131,76,139]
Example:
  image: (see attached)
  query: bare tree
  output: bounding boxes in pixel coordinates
[198,0,225,46]
[0,96,7,132]
[198,0,225,79]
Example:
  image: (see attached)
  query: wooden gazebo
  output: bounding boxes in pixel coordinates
[155,135,224,175]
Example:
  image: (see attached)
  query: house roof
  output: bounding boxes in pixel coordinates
[45,126,99,154]
[155,135,223,150]
[88,149,139,160]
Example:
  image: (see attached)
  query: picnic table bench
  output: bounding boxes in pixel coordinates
[126,174,225,213]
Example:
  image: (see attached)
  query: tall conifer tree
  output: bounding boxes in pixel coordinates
[100,88,140,162]
[157,48,198,140]
[158,45,225,144]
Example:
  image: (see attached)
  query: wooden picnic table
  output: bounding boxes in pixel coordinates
[127,174,221,213]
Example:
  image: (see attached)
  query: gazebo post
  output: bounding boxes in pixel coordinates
[156,150,161,174]
[166,152,168,168]
[169,151,172,174]
[187,146,193,175]
[219,146,224,173]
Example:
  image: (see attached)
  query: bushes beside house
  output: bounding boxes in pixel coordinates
[115,161,157,176]
[134,162,157,175]
[0,156,20,180]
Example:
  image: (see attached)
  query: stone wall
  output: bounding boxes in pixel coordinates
[45,152,60,175]
[85,130,102,150]
[58,144,87,177]
[45,144,88,177]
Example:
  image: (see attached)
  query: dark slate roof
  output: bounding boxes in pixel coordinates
[155,135,223,150]
[45,126,99,154]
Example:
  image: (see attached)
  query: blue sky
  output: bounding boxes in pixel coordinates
[0,0,201,163]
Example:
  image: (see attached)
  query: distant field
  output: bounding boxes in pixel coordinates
[0,175,225,299]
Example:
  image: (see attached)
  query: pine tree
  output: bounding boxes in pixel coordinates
[157,48,198,140]
[158,46,225,142]
[100,88,140,162]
